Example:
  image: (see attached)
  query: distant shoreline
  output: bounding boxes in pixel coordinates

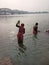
[0,8,49,15]
[0,13,49,17]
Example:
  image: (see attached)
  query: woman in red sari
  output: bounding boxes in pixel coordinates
[16,20,25,45]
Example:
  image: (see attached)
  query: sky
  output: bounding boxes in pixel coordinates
[0,0,49,12]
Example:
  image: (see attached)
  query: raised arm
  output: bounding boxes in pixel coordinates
[16,20,20,28]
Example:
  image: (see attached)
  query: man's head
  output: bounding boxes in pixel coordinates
[35,22,38,25]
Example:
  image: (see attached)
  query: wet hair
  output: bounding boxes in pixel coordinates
[35,22,38,25]
[21,23,24,26]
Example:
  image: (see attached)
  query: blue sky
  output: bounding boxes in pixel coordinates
[0,0,49,12]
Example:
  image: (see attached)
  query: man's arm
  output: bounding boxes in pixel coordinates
[16,24,20,28]
[16,20,20,28]
[23,28,25,34]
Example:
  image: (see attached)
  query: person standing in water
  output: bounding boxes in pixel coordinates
[33,22,38,35]
[46,30,49,33]
[16,20,25,45]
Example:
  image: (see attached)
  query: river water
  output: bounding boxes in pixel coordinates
[0,14,49,65]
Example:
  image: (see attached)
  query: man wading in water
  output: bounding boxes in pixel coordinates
[33,22,38,35]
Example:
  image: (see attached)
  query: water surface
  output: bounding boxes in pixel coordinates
[0,14,49,65]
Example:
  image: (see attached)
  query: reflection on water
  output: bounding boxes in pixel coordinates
[18,43,27,56]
